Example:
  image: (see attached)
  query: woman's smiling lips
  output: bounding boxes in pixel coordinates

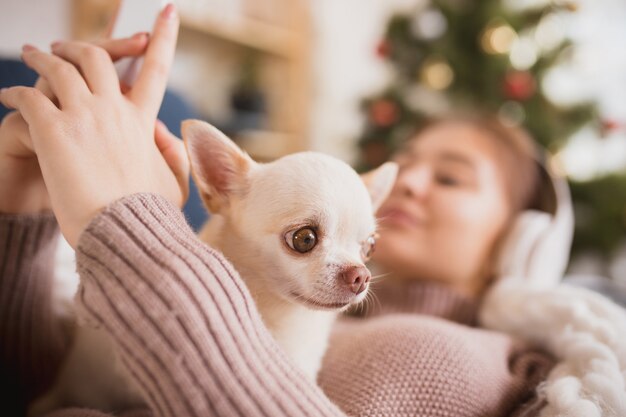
[378,207,425,229]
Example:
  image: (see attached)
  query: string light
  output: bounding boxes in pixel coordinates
[481,20,517,54]
[510,36,538,70]
[535,13,565,52]
[411,8,448,40]
[421,58,454,90]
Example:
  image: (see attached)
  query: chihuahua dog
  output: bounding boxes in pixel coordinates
[29,120,396,415]
[183,120,397,378]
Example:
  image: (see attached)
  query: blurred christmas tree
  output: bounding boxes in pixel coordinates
[357,0,626,261]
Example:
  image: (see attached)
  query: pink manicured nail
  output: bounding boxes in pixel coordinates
[22,44,36,52]
[162,3,177,19]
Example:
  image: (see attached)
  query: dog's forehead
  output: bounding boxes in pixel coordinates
[248,152,376,232]
[259,152,365,191]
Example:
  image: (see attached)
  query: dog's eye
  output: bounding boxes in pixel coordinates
[360,233,378,261]
[286,227,317,253]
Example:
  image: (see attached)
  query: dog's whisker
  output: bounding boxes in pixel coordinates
[371,290,383,312]
[370,272,391,282]
[357,292,371,314]
[354,289,374,315]
[361,282,383,313]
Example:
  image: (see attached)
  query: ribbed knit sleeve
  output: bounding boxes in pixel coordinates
[0,212,69,416]
[44,407,152,417]
[73,194,346,417]
[72,193,551,417]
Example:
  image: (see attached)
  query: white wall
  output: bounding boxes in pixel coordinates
[168,27,243,121]
[0,0,72,58]
[307,0,425,162]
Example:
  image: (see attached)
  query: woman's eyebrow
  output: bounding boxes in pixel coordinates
[437,152,476,170]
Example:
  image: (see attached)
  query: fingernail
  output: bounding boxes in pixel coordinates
[22,44,36,52]
[0,88,6,95]
[50,41,61,49]
[131,32,149,41]
[162,3,177,19]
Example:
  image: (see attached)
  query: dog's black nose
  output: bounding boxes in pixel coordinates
[340,266,371,295]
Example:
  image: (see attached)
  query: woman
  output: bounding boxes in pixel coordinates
[373,116,545,298]
[317,116,561,416]
[1,5,623,417]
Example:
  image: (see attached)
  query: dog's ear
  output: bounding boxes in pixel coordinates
[182,119,255,213]
[361,162,398,212]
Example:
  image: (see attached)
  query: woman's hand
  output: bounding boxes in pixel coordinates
[0,4,188,246]
[0,34,151,214]
[0,112,50,213]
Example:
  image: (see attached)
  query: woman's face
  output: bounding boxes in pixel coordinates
[373,122,512,296]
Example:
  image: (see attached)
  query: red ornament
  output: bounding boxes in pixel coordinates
[600,119,623,136]
[369,99,399,127]
[602,119,620,131]
[503,71,536,101]
[376,39,391,58]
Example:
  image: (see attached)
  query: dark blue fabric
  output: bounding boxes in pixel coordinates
[157,90,209,231]
[0,59,38,120]
[0,58,209,230]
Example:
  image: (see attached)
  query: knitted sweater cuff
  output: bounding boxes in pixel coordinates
[0,211,68,410]
[74,193,342,417]
[0,210,59,260]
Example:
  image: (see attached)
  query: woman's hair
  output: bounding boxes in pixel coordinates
[405,113,543,217]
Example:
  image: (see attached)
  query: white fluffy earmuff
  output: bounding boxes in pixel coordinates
[481,151,626,417]
[494,156,574,289]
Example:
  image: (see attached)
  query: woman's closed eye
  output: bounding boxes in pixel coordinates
[435,173,461,186]
[434,169,474,187]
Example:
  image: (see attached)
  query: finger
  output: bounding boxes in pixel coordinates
[120,81,131,95]
[130,3,179,120]
[0,86,58,129]
[51,41,119,95]
[21,45,90,108]
[95,33,149,62]
[45,34,148,97]
[33,77,59,109]
[0,112,35,157]
[50,33,149,65]
[155,120,190,202]
[34,78,55,101]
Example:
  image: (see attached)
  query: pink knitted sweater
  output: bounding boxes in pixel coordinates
[0,194,553,417]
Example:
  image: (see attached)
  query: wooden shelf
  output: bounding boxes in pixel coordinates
[179,13,298,57]
[234,129,294,161]
[71,0,312,158]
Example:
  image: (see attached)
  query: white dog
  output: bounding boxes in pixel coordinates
[29,120,396,415]
[184,120,397,378]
